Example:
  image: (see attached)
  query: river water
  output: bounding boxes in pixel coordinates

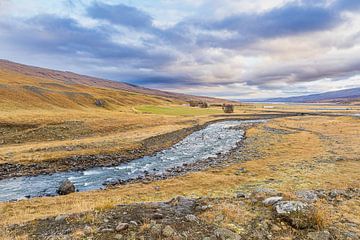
[0,120,263,202]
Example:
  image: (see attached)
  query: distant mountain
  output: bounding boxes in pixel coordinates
[0,60,226,110]
[264,87,360,103]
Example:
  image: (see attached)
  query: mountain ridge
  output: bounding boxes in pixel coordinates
[263,87,360,104]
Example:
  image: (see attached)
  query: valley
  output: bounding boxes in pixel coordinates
[0,61,359,239]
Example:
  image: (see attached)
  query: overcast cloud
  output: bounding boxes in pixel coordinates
[0,0,360,99]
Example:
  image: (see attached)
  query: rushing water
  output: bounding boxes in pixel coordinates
[0,120,263,202]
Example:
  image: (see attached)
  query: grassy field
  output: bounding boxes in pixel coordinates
[1,115,359,228]
[1,63,360,239]
[135,105,223,116]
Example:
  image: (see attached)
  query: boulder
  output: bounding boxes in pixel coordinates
[168,196,196,214]
[274,201,308,215]
[274,201,315,229]
[57,180,76,195]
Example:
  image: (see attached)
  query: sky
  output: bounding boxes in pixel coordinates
[1,0,360,99]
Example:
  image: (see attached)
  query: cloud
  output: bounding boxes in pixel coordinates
[334,0,360,11]
[0,0,360,99]
[87,2,153,30]
[0,14,176,68]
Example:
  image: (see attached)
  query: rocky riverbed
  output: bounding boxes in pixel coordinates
[0,113,303,180]
[0,120,265,201]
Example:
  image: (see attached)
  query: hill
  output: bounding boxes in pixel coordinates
[0,59,223,111]
[264,87,360,104]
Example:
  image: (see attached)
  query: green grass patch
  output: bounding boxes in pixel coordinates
[136,105,222,116]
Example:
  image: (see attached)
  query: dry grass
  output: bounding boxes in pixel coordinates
[199,200,256,232]
[139,218,152,233]
[1,115,359,226]
[0,229,27,240]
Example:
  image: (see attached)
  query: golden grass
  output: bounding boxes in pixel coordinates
[1,115,359,226]
[0,68,180,111]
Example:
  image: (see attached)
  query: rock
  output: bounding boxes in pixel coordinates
[274,201,314,229]
[152,213,164,220]
[129,220,138,226]
[214,228,241,240]
[329,189,347,199]
[263,196,283,206]
[307,231,331,240]
[296,190,318,203]
[168,196,196,214]
[235,168,248,175]
[115,223,129,232]
[54,214,69,222]
[162,225,175,237]
[95,99,106,107]
[57,179,76,195]
[185,214,198,222]
[101,228,114,233]
[235,192,248,198]
[274,201,308,215]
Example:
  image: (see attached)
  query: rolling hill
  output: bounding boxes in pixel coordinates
[265,87,360,104]
[0,60,223,111]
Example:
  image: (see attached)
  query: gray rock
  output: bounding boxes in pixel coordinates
[185,214,198,222]
[129,220,138,226]
[296,190,318,202]
[263,196,283,206]
[162,225,175,237]
[115,223,129,232]
[274,201,308,214]
[54,214,69,222]
[307,231,331,240]
[214,228,241,240]
[168,196,196,214]
[235,192,248,198]
[95,99,106,107]
[152,213,164,220]
[57,179,76,195]
[274,201,315,229]
[329,189,347,198]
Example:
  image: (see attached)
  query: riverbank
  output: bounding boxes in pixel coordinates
[1,115,359,239]
[0,113,298,180]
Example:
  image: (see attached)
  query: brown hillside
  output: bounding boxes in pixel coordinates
[0,60,224,111]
